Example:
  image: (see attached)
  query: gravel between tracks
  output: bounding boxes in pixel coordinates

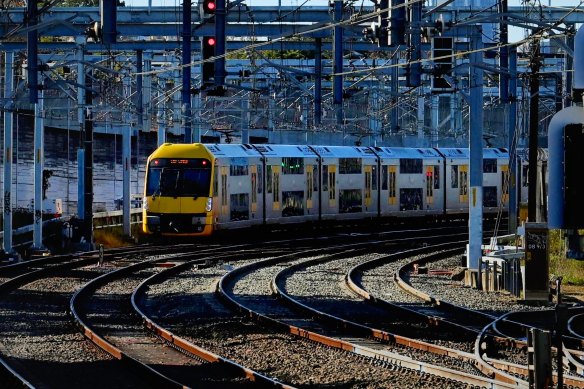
[145,259,477,389]
[0,265,156,388]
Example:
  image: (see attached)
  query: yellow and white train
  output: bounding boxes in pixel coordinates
[142,143,522,237]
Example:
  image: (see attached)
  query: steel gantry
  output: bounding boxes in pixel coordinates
[0,0,583,260]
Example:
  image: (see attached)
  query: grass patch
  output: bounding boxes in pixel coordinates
[93,225,142,248]
[549,229,584,285]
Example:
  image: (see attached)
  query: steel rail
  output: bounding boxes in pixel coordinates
[217,239,519,389]
[131,251,298,389]
[345,242,527,384]
[69,256,189,389]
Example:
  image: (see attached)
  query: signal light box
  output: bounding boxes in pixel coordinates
[203,0,216,14]
[564,123,584,230]
[523,222,549,301]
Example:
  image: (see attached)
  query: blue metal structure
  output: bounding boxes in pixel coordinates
[1,1,583,262]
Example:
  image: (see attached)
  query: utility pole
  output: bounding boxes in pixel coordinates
[528,38,541,223]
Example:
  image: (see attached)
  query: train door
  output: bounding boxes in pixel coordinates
[388,166,397,206]
[501,165,509,204]
[272,165,281,211]
[220,166,229,220]
[364,165,372,209]
[251,165,258,216]
[459,164,468,203]
[328,165,336,208]
[306,165,314,211]
[425,166,434,206]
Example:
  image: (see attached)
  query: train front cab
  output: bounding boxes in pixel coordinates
[142,143,215,236]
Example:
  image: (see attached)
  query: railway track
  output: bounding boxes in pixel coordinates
[1,222,584,388]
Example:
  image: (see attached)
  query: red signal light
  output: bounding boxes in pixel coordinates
[206,37,216,46]
[203,0,216,14]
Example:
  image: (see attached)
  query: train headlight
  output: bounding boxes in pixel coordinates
[143,201,149,211]
[205,197,213,212]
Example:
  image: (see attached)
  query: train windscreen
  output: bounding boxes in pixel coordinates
[146,158,212,198]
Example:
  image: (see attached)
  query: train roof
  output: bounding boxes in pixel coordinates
[376,147,442,159]
[203,143,263,157]
[312,145,377,158]
[437,148,509,159]
[482,148,509,159]
[436,148,470,158]
[252,144,319,157]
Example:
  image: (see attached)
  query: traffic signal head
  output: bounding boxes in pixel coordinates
[202,36,216,86]
[203,0,216,14]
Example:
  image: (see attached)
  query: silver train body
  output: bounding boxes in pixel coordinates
[207,144,513,232]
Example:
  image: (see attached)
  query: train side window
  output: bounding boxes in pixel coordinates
[282,157,304,174]
[400,158,422,174]
[230,162,248,176]
[267,165,273,193]
[339,189,362,213]
[381,165,388,190]
[230,193,249,221]
[483,159,497,173]
[339,158,361,174]
[372,165,377,190]
[322,165,329,192]
[522,165,528,186]
[433,165,440,189]
[451,165,459,188]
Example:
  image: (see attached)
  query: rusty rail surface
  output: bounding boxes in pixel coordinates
[217,242,519,389]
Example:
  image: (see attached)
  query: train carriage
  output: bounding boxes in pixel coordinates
[316,146,378,221]
[378,147,444,217]
[209,144,264,231]
[439,148,471,216]
[259,144,320,226]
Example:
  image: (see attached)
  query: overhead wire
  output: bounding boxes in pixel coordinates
[132,0,580,85]
[134,0,422,77]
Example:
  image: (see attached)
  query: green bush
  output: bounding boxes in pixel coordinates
[549,229,584,285]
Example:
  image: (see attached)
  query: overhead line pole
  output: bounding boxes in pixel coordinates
[333,0,344,128]
[3,52,14,257]
[528,38,541,223]
[182,0,192,143]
